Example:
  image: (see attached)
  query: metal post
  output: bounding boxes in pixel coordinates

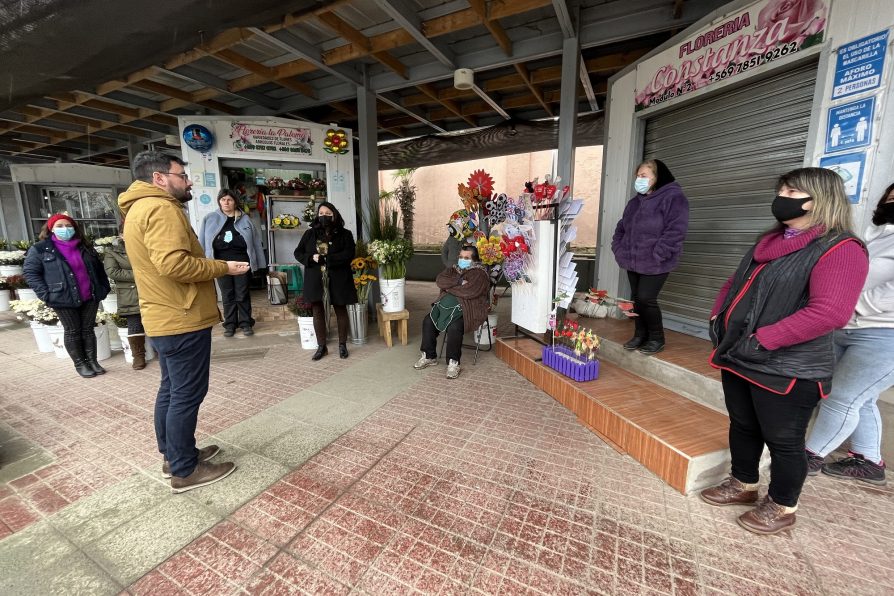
[557,35,580,192]
[357,70,378,242]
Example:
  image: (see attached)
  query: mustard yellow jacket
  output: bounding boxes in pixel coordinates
[118,181,228,336]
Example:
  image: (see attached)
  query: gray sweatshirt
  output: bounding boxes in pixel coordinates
[441,236,463,268]
[848,224,894,329]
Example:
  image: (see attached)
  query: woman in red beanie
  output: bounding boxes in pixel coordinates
[23,214,111,377]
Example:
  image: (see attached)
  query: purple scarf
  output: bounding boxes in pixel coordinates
[51,236,93,302]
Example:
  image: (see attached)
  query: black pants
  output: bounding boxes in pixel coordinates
[722,370,821,507]
[55,300,100,363]
[312,302,348,345]
[627,271,669,341]
[421,314,464,363]
[217,273,254,331]
[125,313,144,335]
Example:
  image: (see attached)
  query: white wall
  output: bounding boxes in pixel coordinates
[10,163,133,186]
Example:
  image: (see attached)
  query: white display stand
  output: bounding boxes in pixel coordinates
[510,220,555,334]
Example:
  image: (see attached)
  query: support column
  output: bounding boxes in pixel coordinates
[556,35,580,191]
[357,77,378,242]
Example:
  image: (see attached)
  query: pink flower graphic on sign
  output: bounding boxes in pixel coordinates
[758,0,827,43]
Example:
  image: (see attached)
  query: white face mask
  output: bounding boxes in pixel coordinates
[634,177,651,194]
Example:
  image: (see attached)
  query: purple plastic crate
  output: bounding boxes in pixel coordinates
[541,345,600,382]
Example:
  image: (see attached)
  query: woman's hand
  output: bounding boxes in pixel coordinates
[312,254,320,263]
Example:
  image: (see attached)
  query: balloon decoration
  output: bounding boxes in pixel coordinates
[324,129,349,154]
[182,124,214,152]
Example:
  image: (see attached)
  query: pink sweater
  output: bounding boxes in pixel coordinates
[711,227,868,351]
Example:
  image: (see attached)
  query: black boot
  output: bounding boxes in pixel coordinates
[623,336,646,350]
[312,345,328,361]
[83,331,107,375]
[339,343,349,359]
[68,343,96,378]
[638,329,666,355]
[624,309,647,350]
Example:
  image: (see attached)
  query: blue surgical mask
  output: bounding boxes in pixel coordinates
[634,177,651,194]
[54,227,76,241]
[457,258,472,270]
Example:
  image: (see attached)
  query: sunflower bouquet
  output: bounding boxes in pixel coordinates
[272,213,301,229]
[351,256,378,303]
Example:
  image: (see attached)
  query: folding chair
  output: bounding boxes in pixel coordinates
[438,281,496,365]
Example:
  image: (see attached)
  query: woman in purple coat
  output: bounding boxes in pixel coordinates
[611,159,689,354]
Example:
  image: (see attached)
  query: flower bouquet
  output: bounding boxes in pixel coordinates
[309,178,326,193]
[272,213,301,230]
[303,198,317,223]
[10,298,59,325]
[542,318,601,381]
[351,256,378,303]
[572,289,622,319]
[3,274,27,290]
[0,250,26,266]
[12,240,32,251]
[287,294,314,317]
[101,311,128,328]
[369,238,413,280]
[266,176,285,194]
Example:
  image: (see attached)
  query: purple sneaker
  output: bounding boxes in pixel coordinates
[822,454,886,486]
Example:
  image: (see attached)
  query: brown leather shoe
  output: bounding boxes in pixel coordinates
[162,444,221,478]
[699,476,759,507]
[171,461,236,494]
[737,496,796,535]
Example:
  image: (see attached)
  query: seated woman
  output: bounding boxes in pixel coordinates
[414,244,490,379]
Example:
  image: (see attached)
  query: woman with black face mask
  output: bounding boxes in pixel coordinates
[804,182,894,487]
[700,168,869,536]
[293,202,356,360]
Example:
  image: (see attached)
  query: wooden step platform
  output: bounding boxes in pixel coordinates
[496,337,730,494]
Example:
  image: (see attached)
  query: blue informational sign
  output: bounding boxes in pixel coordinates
[183,124,214,152]
[825,97,875,154]
[203,172,216,187]
[199,193,212,205]
[820,152,867,204]
[832,30,889,99]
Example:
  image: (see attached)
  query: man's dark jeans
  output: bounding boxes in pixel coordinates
[722,370,820,507]
[151,327,212,478]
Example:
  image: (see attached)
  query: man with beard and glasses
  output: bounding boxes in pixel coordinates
[119,151,248,493]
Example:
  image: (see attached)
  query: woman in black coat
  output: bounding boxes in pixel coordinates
[23,213,111,378]
[294,202,356,361]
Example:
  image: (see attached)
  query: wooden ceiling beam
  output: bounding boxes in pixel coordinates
[417,83,476,127]
[163,28,255,69]
[513,64,553,117]
[130,80,238,114]
[227,58,316,93]
[316,11,408,79]
[467,0,512,56]
[213,49,317,98]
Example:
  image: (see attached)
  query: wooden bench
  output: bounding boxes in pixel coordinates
[376,304,409,347]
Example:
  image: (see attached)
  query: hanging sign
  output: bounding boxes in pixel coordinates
[182,124,214,152]
[825,97,874,154]
[819,152,867,204]
[634,0,828,111]
[832,30,889,100]
[228,122,313,154]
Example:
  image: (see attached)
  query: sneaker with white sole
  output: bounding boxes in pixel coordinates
[446,359,461,379]
[414,352,439,369]
[171,461,237,494]
[162,444,221,478]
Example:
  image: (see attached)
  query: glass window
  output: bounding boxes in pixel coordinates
[32,187,119,241]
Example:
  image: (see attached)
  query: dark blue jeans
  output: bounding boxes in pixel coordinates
[151,328,212,478]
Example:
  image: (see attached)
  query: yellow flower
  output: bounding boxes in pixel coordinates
[351,257,366,270]
[272,217,281,225]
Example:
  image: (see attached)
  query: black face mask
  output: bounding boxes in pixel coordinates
[318,215,333,227]
[771,195,812,223]
[872,203,894,226]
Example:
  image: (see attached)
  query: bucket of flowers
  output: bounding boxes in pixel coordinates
[272,213,301,230]
[303,198,317,223]
[266,176,285,194]
[287,294,317,349]
[542,318,601,381]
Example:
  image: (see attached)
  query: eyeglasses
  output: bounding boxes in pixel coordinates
[158,171,190,181]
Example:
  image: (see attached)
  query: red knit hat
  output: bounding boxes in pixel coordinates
[46,213,75,231]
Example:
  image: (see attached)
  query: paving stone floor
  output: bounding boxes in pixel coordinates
[0,281,892,595]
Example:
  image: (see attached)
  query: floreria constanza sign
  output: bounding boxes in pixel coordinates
[634,0,828,111]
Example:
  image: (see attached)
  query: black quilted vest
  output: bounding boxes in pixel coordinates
[711,231,862,393]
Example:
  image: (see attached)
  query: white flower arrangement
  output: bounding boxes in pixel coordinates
[368,239,414,280]
[9,298,59,324]
[0,250,26,265]
[93,236,116,246]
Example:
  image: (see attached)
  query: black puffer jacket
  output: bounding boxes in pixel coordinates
[23,238,111,308]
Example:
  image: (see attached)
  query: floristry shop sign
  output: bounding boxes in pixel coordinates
[634,0,827,111]
[228,122,313,154]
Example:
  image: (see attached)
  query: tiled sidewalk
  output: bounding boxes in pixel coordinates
[1,282,893,595]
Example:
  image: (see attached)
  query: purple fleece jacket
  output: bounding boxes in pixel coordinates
[611,181,690,275]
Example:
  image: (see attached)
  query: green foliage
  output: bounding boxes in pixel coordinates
[392,169,417,241]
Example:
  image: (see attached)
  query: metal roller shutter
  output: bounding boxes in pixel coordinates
[643,59,818,337]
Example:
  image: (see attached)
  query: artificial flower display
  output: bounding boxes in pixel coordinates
[272,213,301,229]
[476,235,503,266]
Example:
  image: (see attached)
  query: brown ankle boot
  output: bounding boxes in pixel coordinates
[699,476,759,506]
[737,496,796,535]
[129,334,147,370]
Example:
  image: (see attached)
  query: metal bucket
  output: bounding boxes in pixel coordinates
[347,303,368,345]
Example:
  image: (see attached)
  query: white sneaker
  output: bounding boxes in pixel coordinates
[446,359,461,379]
[414,352,439,369]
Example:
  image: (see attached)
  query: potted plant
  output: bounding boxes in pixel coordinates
[0,276,10,311]
[0,249,26,276]
[392,168,417,241]
[10,298,58,353]
[348,243,377,344]
[287,294,317,350]
[543,318,601,382]
[367,191,414,313]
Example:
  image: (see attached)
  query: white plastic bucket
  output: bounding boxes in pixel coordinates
[30,321,53,353]
[297,316,317,349]
[101,294,118,314]
[94,324,111,361]
[379,277,406,313]
[474,313,499,346]
[15,288,38,301]
[0,265,23,277]
[117,327,156,363]
[47,324,68,359]
[0,289,10,312]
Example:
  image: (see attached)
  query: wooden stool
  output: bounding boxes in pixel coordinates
[376,304,409,347]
